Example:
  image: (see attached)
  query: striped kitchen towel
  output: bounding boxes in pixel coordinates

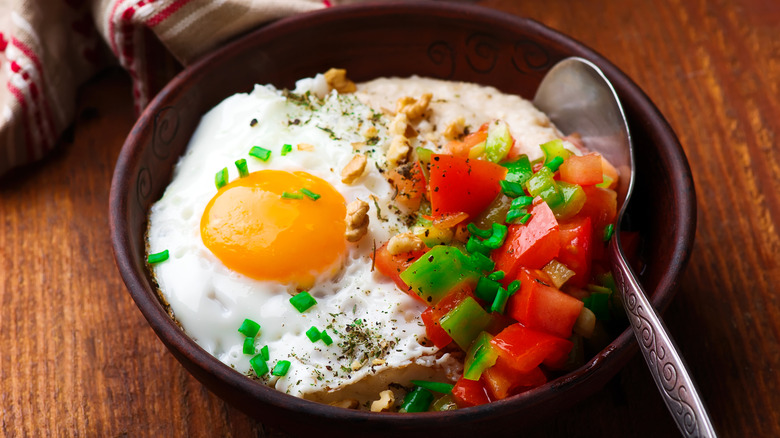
[0,0,330,177]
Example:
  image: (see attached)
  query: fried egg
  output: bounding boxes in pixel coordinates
[147,75,459,402]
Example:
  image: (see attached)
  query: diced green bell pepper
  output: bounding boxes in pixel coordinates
[552,181,586,220]
[525,166,564,208]
[502,155,534,185]
[485,120,513,163]
[469,252,495,273]
[400,246,481,305]
[583,290,612,321]
[440,297,494,351]
[399,387,434,413]
[431,394,458,411]
[463,331,498,380]
[539,139,573,166]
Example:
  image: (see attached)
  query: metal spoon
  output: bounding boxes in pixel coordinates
[533,57,717,438]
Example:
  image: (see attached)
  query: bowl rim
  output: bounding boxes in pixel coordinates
[109,0,696,429]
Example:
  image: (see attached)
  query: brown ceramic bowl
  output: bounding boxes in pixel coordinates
[109,2,695,437]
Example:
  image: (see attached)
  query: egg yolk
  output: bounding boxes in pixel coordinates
[200,170,347,286]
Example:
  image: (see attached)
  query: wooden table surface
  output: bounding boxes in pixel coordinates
[2,0,778,436]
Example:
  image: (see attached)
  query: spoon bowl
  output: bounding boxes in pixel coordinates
[534,57,717,438]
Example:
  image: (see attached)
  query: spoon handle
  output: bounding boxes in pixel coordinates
[609,242,718,438]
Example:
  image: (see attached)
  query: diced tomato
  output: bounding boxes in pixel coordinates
[451,376,492,408]
[419,285,482,348]
[372,242,427,299]
[574,186,617,261]
[429,286,472,322]
[507,269,584,339]
[577,186,617,231]
[559,153,603,186]
[492,200,560,280]
[482,356,547,400]
[601,155,619,189]
[557,216,593,288]
[386,161,426,210]
[490,323,573,372]
[429,154,507,220]
[445,124,488,158]
[421,307,452,348]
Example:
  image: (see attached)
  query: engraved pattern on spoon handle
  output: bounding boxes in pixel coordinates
[610,244,717,438]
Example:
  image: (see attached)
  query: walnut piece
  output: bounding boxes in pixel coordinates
[386,135,410,167]
[341,154,368,184]
[387,232,425,255]
[389,113,409,136]
[370,390,395,413]
[323,68,357,93]
[345,199,370,242]
[443,116,466,140]
[396,92,432,121]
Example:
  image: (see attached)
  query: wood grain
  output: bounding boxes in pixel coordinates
[1,0,777,436]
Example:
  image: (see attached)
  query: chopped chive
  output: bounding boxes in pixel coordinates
[281,144,293,156]
[519,213,532,224]
[243,337,255,355]
[215,167,229,189]
[290,291,317,313]
[603,224,615,242]
[305,326,321,342]
[475,276,501,302]
[467,223,492,239]
[466,235,491,256]
[545,156,565,172]
[238,319,261,338]
[499,180,525,198]
[488,270,505,281]
[281,191,303,200]
[147,250,169,264]
[300,188,321,200]
[508,280,521,295]
[260,345,270,361]
[320,330,333,345]
[505,207,526,223]
[490,286,509,313]
[482,223,508,249]
[410,380,455,394]
[272,360,291,376]
[354,319,363,326]
[249,146,271,161]
[235,158,249,178]
[249,354,269,376]
[511,196,534,209]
